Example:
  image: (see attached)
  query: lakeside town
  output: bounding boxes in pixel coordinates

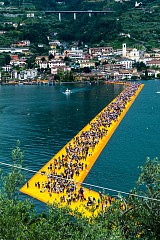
[1,39,160,85]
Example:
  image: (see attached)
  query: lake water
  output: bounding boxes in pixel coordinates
[0,80,160,209]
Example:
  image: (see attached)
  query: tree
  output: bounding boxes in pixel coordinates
[156,73,160,79]
[135,157,160,239]
[4,54,11,65]
[94,157,160,239]
[26,56,36,69]
[0,144,159,239]
[49,54,54,60]
[0,53,11,67]
[83,67,91,73]
[54,74,60,81]
[134,61,147,71]
[0,140,25,200]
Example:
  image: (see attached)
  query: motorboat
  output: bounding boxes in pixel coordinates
[65,88,71,94]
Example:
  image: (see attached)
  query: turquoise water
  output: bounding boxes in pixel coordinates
[0,81,160,207]
[86,80,160,195]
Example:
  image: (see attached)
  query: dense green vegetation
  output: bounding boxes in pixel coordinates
[0,0,160,49]
[0,143,159,239]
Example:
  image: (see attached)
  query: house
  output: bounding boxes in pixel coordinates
[27,13,34,18]
[119,69,133,80]
[114,48,123,56]
[152,53,160,60]
[51,67,58,75]
[56,1,65,5]
[109,69,133,80]
[147,69,156,77]
[75,72,104,81]
[10,58,26,67]
[0,47,29,54]
[2,65,12,72]
[38,44,44,48]
[102,63,125,72]
[48,60,66,68]
[135,1,142,8]
[119,32,131,38]
[65,48,84,60]
[49,49,56,56]
[10,55,19,60]
[146,59,160,68]
[35,56,49,64]
[10,55,27,67]
[119,58,134,69]
[39,62,48,69]
[51,66,71,75]
[76,59,90,64]
[19,69,38,81]
[80,61,95,69]
[145,52,160,60]
[49,40,61,48]
[89,47,113,57]
[153,48,160,53]
[0,31,6,34]
[11,70,18,79]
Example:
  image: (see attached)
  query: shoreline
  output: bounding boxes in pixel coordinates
[0,79,143,86]
[20,82,144,217]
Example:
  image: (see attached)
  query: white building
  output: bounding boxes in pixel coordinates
[2,65,12,72]
[0,47,29,54]
[129,48,140,61]
[119,58,133,69]
[11,70,18,79]
[119,69,133,80]
[27,13,34,18]
[51,66,71,75]
[19,69,38,81]
[122,43,140,61]
[48,60,66,68]
[49,49,56,56]
[80,61,95,68]
[39,62,48,69]
[65,48,84,60]
[89,47,113,57]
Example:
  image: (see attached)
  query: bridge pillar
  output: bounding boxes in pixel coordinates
[58,12,61,21]
[74,12,76,20]
[89,12,92,17]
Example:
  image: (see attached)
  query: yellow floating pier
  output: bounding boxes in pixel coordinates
[20,82,144,217]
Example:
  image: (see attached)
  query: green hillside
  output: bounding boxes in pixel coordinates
[0,0,160,48]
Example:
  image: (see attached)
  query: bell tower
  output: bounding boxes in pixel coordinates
[122,43,126,57]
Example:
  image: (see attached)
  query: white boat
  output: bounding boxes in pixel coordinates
[65,88,71,94]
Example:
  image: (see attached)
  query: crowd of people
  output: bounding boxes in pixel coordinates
[33,82,142,212]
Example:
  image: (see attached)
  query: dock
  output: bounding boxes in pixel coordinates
[20,82,144,217]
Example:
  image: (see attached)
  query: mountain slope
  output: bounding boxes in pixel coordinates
[1,0,160,48]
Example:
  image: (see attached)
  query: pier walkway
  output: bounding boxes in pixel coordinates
[20,82,144,217]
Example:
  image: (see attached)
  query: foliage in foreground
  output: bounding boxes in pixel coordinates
[0,144,159,239]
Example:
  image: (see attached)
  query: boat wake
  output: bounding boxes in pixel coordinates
[61,86,91,95]
[68,86,91,94]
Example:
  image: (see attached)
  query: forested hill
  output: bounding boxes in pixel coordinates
[1,0,160,49]
[7,0,159,11]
